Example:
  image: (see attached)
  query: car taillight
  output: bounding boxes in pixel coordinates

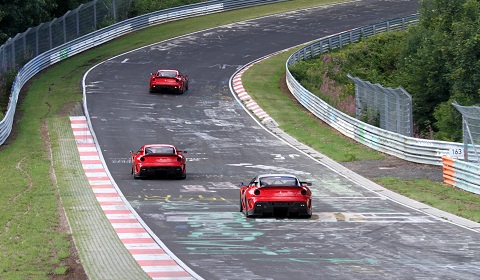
[177,156,182,162]
[301,188,307,195]
[254,189,260,195]
[139,157,145,162]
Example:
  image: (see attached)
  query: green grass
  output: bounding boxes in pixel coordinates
[0,0,347,278]
[242,51,384,162]
[374,177,480,221]
[241,48,480,223]
[0,0,479,278]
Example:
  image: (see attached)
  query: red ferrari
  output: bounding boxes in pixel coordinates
[130,144,187,179]
[149,69,188,94]
[240,174,312,218]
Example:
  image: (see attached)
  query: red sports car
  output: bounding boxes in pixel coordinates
[149,69,188,94]
[240,174,312,218]
[130,144,187,179]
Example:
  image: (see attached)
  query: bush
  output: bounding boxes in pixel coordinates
[127,0,208,17]
[289,32,407,117]
[0,69,17,118]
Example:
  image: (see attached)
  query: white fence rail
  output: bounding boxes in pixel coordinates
[3,3,479,195]
[443,157,480,195]
[285,15,480,194]
[286,15,468,167]
[0,0,286,145]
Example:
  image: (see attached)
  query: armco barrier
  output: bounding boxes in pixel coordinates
[0,0,286,146]
[3,3,480,194]
[442,156,480,195]
[285,15,480,195]
[285,15,470,167]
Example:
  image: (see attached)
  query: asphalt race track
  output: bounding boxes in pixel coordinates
[83,1,480,279]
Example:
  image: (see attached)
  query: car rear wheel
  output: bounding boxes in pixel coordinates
[243,199,251,217]
[132,167,140,179]
[178,168,186,179]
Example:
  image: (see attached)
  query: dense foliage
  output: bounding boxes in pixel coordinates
[290,0,480,141]
[0,69,15,119]
[289,32,406,118]
[127,0,207,17]
[0,0,207,115]
[0,0,91,44]
[0,0,207,44]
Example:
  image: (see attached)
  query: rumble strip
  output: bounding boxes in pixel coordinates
[70,116,196,280]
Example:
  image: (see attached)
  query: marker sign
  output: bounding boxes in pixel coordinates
[448,147,464,159]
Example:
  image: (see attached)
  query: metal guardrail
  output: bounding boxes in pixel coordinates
[286,15,470,167]
[443,156,480,195]
[3,3,479,194]
[286,15,480,194]
[0,0,132,73]
[0,0,286,146]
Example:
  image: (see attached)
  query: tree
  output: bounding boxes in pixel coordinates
[127,0,207,18]
[0,0,90,45]
[398,0,480,141]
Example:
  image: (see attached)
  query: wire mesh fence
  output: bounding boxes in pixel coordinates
[453,102,480,163]
[0,0,132,73]
[0,0,286,146]
[348,74,413,137]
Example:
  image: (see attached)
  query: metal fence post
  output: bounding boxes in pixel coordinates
[113,0,117,23]
[463,119,469,162]
[63,14,67,44]
[12,37,16,67]
[76,7,80,37]
[49,21,53,50]
[94,0,98,29]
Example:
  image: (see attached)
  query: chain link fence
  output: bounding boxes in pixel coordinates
[453,102,480,163]
[0,0,132,73]
[0,0,286,146]
[348,74,413,137]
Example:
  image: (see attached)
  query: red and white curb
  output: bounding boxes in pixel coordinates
[70,116,195,280]
[232,63,272,122]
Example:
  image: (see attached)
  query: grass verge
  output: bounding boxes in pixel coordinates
[0,0,347,278]
[242,49,480,223]
[1,0,479,278]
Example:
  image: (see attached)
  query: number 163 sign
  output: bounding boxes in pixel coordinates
[448,147,464,159]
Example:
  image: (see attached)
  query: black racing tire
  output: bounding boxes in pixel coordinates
[243,199,251,217]
[178,169,186,179]
[132,167,140,179]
